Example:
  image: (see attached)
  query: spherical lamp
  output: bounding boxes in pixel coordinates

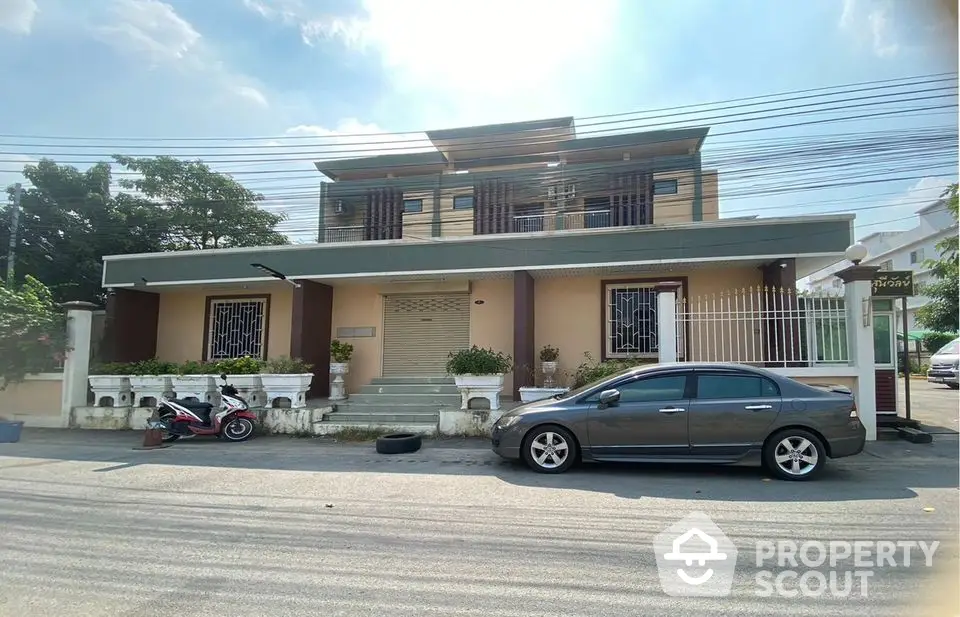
[844,243,868,265]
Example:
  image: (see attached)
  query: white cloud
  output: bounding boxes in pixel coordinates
[95,0,201,67]
[245,0,619,101]
[838,0,901,58]
[284,118,434,161]
[855,176,955,233]
[0,0,38,34]
[235,85,269,108]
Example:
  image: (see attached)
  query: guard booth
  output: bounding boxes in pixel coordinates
[871,270,915,422]
[872,298,898,417]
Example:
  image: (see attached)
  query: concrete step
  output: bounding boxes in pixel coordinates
[314,421,438,437]
[370,376,455,385]
[331,412,439,424]
[346,393,462,405]
[334,402,454,414]
[359,383,460,395]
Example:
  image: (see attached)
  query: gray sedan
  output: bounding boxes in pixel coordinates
[491,362,866,480]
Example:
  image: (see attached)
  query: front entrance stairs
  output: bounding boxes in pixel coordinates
[322,376,460,435]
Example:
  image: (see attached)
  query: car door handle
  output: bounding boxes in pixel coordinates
[658,407,686,414]
[745,404,773,411]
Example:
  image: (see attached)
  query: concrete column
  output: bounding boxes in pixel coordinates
[60,301,98,428]
[656,283,681,363]
[290,281,333,398]
[837,264,881,441]
[102,288,159,363]
[512,271,535,399]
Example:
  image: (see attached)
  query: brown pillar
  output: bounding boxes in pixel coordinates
[102,289,159,363]
[291,281,333,398]
[761,258,803,366]
[513,270,535,399]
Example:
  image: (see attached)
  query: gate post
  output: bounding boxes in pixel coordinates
[836,258,880,441]
[60,301,98,428]
[656,283,681,363]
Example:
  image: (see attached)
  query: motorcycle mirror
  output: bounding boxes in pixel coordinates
[220,373,227,380]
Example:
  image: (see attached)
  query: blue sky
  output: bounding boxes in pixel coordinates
[0,0,956,244]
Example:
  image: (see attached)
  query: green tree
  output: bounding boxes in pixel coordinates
[915,183,959,333]
[1,159,167,304]
[113,155,290,250]
[0,276,67,390]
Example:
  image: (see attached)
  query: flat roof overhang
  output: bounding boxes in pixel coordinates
[101,214,854,289]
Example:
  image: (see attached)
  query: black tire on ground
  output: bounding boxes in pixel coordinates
[521,424,578,474]
[376,433,422,454]
[762,428,827,481]
[948,383,959,390]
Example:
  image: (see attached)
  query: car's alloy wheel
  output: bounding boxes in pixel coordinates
[522,425,577,474]
[764,429,825,481]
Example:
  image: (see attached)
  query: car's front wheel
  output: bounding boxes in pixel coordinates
[763,428,826,481]
[521,425,578,474]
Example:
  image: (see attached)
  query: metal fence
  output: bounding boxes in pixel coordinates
[675,286,848,367]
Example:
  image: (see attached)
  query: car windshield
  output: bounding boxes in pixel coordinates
[935,338,960,356]
[556,366,640,399]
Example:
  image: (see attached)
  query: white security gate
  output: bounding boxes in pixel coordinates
[382,293,470,376]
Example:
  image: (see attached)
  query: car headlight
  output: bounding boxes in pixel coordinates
[495,415,522,429]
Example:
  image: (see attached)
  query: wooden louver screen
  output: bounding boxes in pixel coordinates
[364,188,403,240]
[473,179,515,235]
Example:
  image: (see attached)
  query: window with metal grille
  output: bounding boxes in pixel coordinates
[605,284,660,358]
[206,297,268,360]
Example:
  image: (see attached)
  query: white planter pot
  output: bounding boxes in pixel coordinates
[453,373,505,410]
[260,373,314,409]
[329,363,349,401]
[171,374,218,403]
[224,374,265,408]
[518,386,569,403]
[129,374,175,407]
[88,375,133,407]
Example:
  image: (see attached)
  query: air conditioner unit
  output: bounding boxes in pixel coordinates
[548,184,576,199]
[334,200,347,215]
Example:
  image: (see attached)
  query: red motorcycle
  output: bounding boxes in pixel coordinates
[150,374,258,442]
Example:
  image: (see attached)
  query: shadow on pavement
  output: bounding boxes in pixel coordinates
[0,428,956,504]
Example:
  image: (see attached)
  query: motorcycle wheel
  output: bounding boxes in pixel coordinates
[156,415,181,442]
[221,417,255,442]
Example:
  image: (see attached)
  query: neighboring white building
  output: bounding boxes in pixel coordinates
[804,199,958,333]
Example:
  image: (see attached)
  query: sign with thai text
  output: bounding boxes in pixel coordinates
[871,270,913,297]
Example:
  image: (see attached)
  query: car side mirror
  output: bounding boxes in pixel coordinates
[598,389,620,408]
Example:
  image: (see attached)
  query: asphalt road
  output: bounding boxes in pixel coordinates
[0,429,957,617]
[899,379,959,434]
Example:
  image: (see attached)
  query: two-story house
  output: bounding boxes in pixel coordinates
[805,199,958,333]
[98,116,854,406]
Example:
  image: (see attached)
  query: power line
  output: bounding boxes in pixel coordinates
[2,71,955,143]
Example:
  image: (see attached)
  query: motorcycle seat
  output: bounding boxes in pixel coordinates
[170,398,213,411]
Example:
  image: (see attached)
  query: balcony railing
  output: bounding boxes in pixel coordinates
[513,209,618,233]
[324,226,366,243]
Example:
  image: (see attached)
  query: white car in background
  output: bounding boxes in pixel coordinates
[926,337,960,389]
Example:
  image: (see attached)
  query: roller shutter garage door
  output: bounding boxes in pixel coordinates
[382,293,471,376]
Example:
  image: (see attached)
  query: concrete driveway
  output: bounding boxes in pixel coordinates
[899,379,959,434]
[0,429,957,617]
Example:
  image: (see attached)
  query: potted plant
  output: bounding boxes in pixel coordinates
[88,361,134,407]
[170,360,219,402]
[539,344,560,387]
[445,346,512,411]
[127,358,178,407]
[260,356,315,408]
[329,340,353,401]
[213,356,266,407]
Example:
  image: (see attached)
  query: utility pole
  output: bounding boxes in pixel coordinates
[6,182,21,286]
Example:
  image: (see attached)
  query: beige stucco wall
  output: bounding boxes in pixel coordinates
[332,283,383,393]
[468,278,515,393]
[653,170,695,224]
[702,169,719,221]
[439,188,475,237]
[156,285,292,363]
[533,266,766,385]
[0,374,62,426]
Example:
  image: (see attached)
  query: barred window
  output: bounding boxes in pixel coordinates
[206,297,268,360]
[605,284,659,358]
